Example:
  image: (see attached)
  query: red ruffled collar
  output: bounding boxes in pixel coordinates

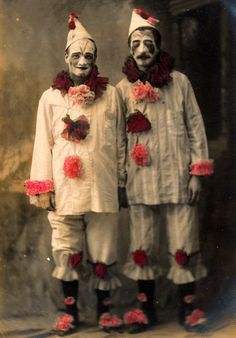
[52,65,109,100]
[122,50,174,88]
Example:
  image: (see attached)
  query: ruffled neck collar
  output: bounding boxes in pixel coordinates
[52,65,109,100]
[122,50,174,88]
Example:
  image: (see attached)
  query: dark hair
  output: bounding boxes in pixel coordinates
[128,27,162,49]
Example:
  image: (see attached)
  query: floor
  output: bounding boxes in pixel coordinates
[1,311,236,338]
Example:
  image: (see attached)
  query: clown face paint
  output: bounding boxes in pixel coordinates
[65,39,96,82]
[130,29,159,72]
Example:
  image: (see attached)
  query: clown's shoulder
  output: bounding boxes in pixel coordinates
[116,77,131,88]
[116,77,132,97]
[169,69,192,87]
[98,83,122,103]
[116,70,192,91]
[38,87,66,106]
[103,83,117,96]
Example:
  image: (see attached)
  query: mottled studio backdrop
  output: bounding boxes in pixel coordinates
[0,0,236,326]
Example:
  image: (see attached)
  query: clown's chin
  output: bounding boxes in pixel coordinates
[70,71,91,85]
[136,59,153,71]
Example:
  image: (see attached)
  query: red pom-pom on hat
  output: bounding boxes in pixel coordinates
[68,12,78,30]
[135,8,150,20]
[70,11,78,18]
[147,17,159,27]
[69,20,76,30]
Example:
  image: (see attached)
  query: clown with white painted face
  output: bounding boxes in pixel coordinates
[65,39,97,82]
[116,8,213,334]
[25,12,126,336]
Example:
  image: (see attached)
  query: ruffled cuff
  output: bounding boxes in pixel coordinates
[90,266,122,290]
[167,265,207,284]
[167,253,207,284]
[122,261,161,280]
[24,179,54,196]
[190,160,214,176]
[52,266,79,281]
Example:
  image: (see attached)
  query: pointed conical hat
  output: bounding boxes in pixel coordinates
[66,12,94,50]
[128,8,160,38]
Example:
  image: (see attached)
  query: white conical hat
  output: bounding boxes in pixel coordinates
[66,12,94,50]
[128,8,160,37]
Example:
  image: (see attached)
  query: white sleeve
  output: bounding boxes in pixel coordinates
[30,90,54,181]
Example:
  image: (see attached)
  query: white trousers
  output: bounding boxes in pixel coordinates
[48,212,121,290]
[123,204,207,284]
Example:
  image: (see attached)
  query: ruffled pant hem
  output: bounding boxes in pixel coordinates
[91,275,122,290]
[122,262,162,280]
[53,266,122,290]
[52,267,79,281]
[167,264,207,284]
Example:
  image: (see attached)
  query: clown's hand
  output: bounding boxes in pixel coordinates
[31,192,56,211]
[188,176,202,205]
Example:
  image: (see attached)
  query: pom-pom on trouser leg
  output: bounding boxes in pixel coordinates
[96,289,110,319]
[62,280,79,323]
[138,280,157,325]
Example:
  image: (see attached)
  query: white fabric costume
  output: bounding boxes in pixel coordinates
[26,15,126,290]
[30,85,125,215]
[27,84,126,288]
[116,8,213,285]
[117,71,210,205]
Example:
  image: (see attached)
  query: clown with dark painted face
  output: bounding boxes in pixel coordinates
[25,12,126,336]
[116,8,214,334]
[129,28,159,72]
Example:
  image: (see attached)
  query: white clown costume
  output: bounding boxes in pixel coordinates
[116,8,214,333]
[25,12,126,334]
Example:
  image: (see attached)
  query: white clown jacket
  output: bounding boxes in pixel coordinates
[116,70,213,205]
[28,84,126,215]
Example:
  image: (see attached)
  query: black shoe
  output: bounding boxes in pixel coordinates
[125,315,157,334]
[144,306,158,326]
[127,322,148,334]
